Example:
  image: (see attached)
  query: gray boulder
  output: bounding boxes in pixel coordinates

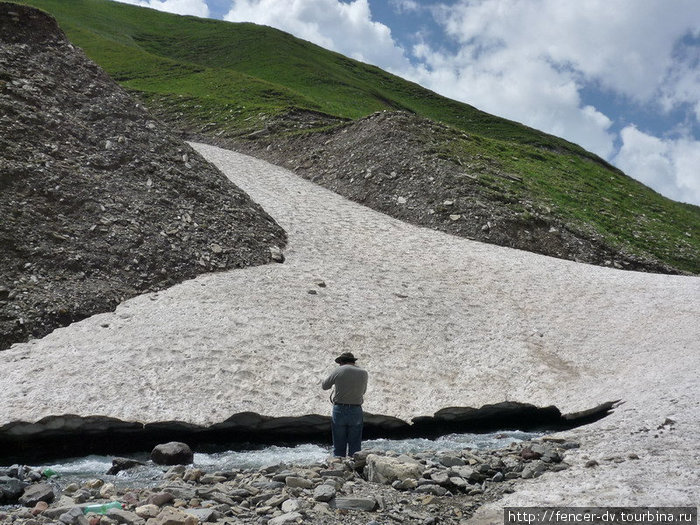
[439,455,465,467]
[43,506,76,519]
[333,497,377,511]
[144,507,197,525]
[197,489,235,506]
[106,457,146,475]
[450,465,481,482]
[0,476,28,503]
[281,499,301,513]
[521,460,547,479]
[107,508,146,525]
[184,508,223,523]
[392,478,418,490]
[531,443,562,462]
[520,447,542,460]
[313,484,336,502]
[448,476,469,489]
[320,469,346,478]
[269,512,303,525]
[269,245,285,263]
[150,442,194,465]
[153,486,192,501]
[365,454,423,484]
[429,471,450,485]
[58,506,88,525]
[415,484,447,496]
[19,483,55,506]
[285,476,314,489]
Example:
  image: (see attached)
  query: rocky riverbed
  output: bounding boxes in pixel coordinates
[0,438,579,525]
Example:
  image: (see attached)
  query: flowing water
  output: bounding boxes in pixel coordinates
[4,430,540,490]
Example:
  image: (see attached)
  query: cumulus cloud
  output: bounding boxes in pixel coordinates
[404,0,700,204]
[224,0,411,71]
[113,0,209,17]
[406,1,700,155]
[659,36,700,121]
[614,126,700,205]
[407,36,617,158]
[432,0,699,103]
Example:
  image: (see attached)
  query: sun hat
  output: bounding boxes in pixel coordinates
[335,352,357,364]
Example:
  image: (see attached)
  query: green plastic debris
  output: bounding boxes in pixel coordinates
[82,501,122,515]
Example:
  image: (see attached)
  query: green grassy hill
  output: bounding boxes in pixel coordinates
[11,0,610,155]
[10,0,700,273]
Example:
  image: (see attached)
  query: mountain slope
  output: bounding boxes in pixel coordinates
[233,111,686,272]
[0,3,286,349]
[11,0,606,157]
[12,0,700,273]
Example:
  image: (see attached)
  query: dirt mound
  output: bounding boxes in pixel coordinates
[196,110,678,274]
[0,3,286,350]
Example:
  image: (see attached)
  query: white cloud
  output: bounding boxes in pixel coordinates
[403,0,699,157]
[224,0,410,71]
[432,0,700,105]
[659,40,700,121]
[614,126,700,205]
[113,0,209,17]
[406,38,617,158]
[405,0,700,204]
[389,0,420,13]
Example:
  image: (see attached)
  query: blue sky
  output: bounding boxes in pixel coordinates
[114,0,700,206]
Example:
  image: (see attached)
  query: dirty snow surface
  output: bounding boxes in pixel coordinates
[2,144,698,510]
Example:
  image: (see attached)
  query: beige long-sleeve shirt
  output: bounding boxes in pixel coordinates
[321,364,368,405]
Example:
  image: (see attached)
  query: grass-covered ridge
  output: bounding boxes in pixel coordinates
[435,131,698,271]
[11,0,700,273]
[13,0,604,155]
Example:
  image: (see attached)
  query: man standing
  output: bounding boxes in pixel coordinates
[321,352,369,457]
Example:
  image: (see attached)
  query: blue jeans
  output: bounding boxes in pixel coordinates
[331,404,363,457]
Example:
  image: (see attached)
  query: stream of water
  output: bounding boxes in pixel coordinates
[3,430,541,490]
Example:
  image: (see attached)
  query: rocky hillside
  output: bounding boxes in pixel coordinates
[9,0,699,274]
[0,3,286,350]
[195,112,685,274]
